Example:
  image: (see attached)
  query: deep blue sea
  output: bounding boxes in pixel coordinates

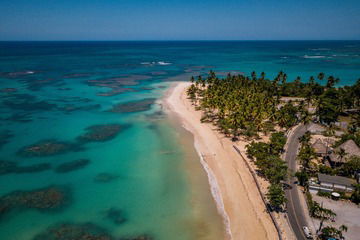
[0,41,359,240]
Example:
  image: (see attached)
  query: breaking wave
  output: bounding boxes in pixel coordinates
[303,55,326,59]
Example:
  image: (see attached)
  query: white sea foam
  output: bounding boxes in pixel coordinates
[141,61,171,66]
[182,123,233,240]
[303,55,326,59]
[158,61,172,65]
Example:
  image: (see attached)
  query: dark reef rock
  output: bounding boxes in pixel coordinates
[105,208,127,225]
[0,161,51,175]
[86,75,152,97]
[0,130,13,148]
[58,104,101,113]
[0,186,68,218]
[32,223,114,240]
[97,88,133,96]
[3,112,33,122]
[77,124,126,143]
[55,159,90,173]
[14,163,51,173]
[109,98,156,113]
[0,160,17,175]
[120,235,153,240]
[0,88,17,93]
[18,140,79,157]
[1,93,57,112]
[94,173,119,183]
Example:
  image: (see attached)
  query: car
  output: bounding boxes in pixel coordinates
[302,226,313,239]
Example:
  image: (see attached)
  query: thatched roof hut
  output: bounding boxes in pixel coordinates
[312,139,328,156]
[329,140,360,164]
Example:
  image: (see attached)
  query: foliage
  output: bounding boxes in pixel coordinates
[266,184,286,210]
[318,165,336,175]
[338,156,360,177]
[320,225,348,240]
[276,103,299,129]
[299,131,311,144]
[295,169,309,187]
[269,132,287,154]
[309,200,336,220]
[246,136,288,184]
[316,89,341,125]
[351,184,360,204]
[246,141,271,160]
[298,142,316,169]
[188,70,359,139]
[317,191,331,198]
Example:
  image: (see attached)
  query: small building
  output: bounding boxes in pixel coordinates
[329,140,360,166]
[312,139,329,157]
[307,123,326,135]
[309,173,356,193]
[318,173,355,192]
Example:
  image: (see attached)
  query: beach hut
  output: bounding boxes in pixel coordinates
[329,140,360,167]
[312,139,329,157]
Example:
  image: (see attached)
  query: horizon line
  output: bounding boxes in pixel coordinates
[1,39,360,42]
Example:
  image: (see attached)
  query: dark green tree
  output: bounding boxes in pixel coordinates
[266,184,286,210]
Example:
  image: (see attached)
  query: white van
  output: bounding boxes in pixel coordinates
[302,226,313,239]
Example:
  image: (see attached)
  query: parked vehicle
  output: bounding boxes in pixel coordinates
[302,226,313,239]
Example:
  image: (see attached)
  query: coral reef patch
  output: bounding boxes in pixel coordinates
[32,223,114,240]
[55,159,90,173]
[86,75,152,96]
[105,208,127,225]
[0,130,13,148]
[0,160,51,175]
[0,186,69,218]
[77,124,126,143]
[109,98,156,113]
[18,139,79,157]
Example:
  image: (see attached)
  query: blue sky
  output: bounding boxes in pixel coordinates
[1,0,360,40]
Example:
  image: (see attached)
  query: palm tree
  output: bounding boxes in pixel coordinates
[317,72,325,82]
[337,148,347,163]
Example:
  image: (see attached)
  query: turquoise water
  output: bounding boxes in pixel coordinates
[0,41,359,240]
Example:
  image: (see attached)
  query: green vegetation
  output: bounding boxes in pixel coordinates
[309,200,336,220]
[187,70,360,216]
[295,169,309,187]
[337,156,360,177]
[246,132,287,210]
[351,184,360,204]
[320,225,348,240]
[266,184,286,210]
[188,71,360,135]
[246,132,287,184]
[297,131,316,171]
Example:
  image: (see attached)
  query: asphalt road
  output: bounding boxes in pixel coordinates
[284,124,309,240]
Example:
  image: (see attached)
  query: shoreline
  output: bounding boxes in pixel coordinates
[163,81,279,240]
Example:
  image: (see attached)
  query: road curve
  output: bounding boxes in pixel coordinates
[284,124,309,240]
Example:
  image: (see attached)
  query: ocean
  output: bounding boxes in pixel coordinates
[0,41,359,240]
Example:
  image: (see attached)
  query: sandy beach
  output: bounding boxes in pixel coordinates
[164,81,280,240]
